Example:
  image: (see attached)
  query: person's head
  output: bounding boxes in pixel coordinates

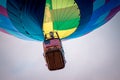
[50,32,53,36]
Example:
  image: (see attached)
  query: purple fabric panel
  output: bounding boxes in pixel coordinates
[0,6,8,17]
[106,5,120,21]
[0,28,9,34]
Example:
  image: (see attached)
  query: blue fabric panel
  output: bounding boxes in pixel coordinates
[0,15,33,40]
[7,0,46,41]
[0,0,7,8]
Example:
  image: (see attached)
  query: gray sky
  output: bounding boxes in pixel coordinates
[0,12,120,80]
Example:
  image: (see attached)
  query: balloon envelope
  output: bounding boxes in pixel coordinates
[0,0,120,41]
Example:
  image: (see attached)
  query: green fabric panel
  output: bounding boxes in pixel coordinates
[51,5,80,21]
[45,0,80,30]
[51,0,75,9]
[53,18,80,30]
[46,0,52,9]
[51,5,80,30]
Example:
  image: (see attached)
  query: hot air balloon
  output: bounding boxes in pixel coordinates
[0,0,120,70]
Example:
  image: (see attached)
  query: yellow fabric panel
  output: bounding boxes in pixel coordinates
[43,6,53,35]
[54,27,77,38]
[43,22,53,35]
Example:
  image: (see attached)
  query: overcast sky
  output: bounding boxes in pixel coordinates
[0,12,120,80]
